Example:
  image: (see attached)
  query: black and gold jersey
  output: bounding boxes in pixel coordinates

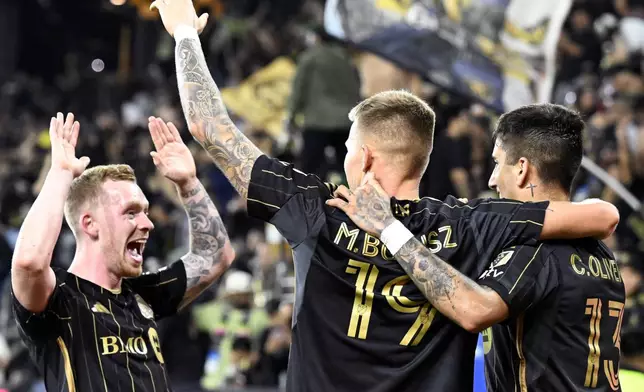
[479,239,625,391]
[12,261,187,392]
[246,155,550,392]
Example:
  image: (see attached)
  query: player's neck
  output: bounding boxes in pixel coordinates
[68,245,122,291]
[524,183,569,202]
[378,176,420,201]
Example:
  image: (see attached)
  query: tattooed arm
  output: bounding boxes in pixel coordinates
[174,29,263,199]
[392,239,508,332]
[178,179,235,309]
[326,174,508,332]
[146,116,235,310]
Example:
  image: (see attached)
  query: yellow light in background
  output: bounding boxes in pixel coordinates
[110,0,127,6]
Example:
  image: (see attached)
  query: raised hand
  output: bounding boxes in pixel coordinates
[325,172,397,237]
[49,112,90,178]
[148,117,197,187]
[150,0,209,36]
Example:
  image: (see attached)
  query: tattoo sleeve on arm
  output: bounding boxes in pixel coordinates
[175,38,263,199]
[179,181,231,307]
[394,238,499,330]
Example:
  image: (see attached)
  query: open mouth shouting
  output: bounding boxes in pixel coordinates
[126,239,147,264]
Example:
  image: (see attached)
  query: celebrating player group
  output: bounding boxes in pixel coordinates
[10,0,625,391]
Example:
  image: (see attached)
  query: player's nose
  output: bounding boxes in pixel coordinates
[139,214,155,231]
[488,174,497,191]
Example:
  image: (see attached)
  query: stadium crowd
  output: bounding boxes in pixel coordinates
[0,0,643,391]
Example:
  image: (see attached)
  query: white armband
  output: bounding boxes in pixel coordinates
[174,25,199,42]
[380,220,414,255]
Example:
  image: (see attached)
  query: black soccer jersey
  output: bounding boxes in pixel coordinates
[12,261,187,392]
[246,155,550,392]
[479,239,625,392]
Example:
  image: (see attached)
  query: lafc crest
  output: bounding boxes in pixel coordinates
[135,294,154,320]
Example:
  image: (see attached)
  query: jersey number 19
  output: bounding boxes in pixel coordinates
[345,259,436,346]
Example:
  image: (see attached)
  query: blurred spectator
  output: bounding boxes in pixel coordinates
[194,270,269,390]
[249,299,292,387]
[287,27,361,180]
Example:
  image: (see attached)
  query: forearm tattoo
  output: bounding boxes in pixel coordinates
[180,182,229,290]
[395,238,485,312]
[175,38,262,199]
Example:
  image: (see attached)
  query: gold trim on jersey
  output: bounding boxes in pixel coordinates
[129,313,157,392]
[149,278,178,287]
[75,277,109,392]
[261,169,293,180]
[509,220,544,226]
[57,337,76,392]
[247,198,280,210]
[99,286,122,295]
[509,243,543,294]
[109,299,136,391]
[515,315,527,392]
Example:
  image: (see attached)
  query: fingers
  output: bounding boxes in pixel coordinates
[70,121,80,148]
[48,117,57,139]
[78,156,91,170]
[63,113,74,140]
[325,198,349,212]
[197,13,209,32]
[165,120,182,142]
[361,171,375,185]
[150,151,161,167]
[156,118,172,144]
[148,117,163,151]
[56,112,64,138]
[333,185,354,202]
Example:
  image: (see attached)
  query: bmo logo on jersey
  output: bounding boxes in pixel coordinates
[100,327,165,363]
[479,250,514,280]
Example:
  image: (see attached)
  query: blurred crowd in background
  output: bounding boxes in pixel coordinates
[0,0,643,391]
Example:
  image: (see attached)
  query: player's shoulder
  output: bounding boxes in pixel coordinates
[544,237,615,260]
[397,195,526,224]
[543,238,624,289]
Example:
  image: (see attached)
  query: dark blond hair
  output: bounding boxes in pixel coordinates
[64,164,137,235]
[349,90,435,174]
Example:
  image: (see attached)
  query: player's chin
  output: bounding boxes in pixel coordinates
[122,264,143,278]
[122,253,144,277]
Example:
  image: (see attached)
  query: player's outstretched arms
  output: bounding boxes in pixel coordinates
[147,118,235,310]
[12,113,90,313]
[326,173,507,332]
[151,0,263,200]
[542,199,619,240]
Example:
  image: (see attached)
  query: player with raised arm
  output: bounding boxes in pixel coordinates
[334,104,624,391]
[11,114,234,391]
[151,2,619,390]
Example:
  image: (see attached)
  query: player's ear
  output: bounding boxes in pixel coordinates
[361,144,373,173]
[515,157,530,188]
[80,213,99,239]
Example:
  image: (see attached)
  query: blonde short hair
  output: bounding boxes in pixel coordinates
[349,90,436,173]
[64,164,137,235]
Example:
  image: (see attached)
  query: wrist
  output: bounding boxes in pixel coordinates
[376,215,398,238]
[380,220,414,255]
[47,168,75,184]
[174,25,199,41]
[177,177,201,196]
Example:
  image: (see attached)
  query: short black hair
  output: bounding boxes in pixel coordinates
[493,103,584,192]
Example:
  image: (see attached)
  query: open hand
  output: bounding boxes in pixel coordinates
[148,117,197,186]
[150,0,209,36]
[325,172,397,237]
[49,112,90,177]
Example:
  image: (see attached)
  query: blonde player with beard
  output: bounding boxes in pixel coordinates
[11,113,235,391]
